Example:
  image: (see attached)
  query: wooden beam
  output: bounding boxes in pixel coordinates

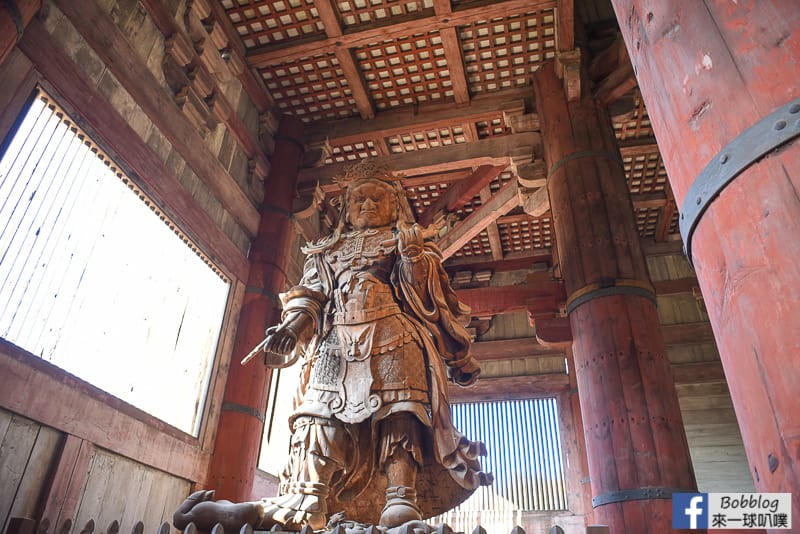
[457,280,566,317]
[653,277,700,296]
[480,185,505,261]
[418,164,506,226]
[335,48,375,120]
[39,435,95,534]
[448,373,569,403]
[0,49,39,146]
[640,237,684,256]
[314,0,343,37]
[301,131,538,187]
[662,322,716,346]
[617,138,659,157]
[19,19,250,281]
[671,361,726,385]
[471,337,565,361]
[53,0,260,237]
[444,248,553,272]
[632,192,668,209]
[437,179,521,259]
[0,340,210,482]
[247,0,557,67]
[439,28,470,104]
[305,88,528,145]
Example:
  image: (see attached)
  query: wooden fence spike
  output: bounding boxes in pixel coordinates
[80,519,95,534]
[59,519,73,534]
[510,527,526,534]
[548,527,565,534]
[471,527,486,534]
[183,522,197,534]
[239,523,254,534]
[210,524,225,534]
[131,521,144,534]
[108,520,120,534]
[435,524,453,534]
[156,522,170,534]
[299,525,313,534]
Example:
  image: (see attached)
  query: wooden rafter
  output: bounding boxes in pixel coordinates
[247,0,557,67]
[315,0,375,120]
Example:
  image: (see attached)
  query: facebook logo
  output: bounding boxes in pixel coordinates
[673,493,709,529]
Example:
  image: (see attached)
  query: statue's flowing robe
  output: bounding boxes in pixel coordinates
[280,227,491,522]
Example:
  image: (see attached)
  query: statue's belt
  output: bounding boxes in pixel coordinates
[333,304,401,325]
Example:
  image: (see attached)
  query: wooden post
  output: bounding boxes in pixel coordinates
[610,0,800,519]
[206,116,304,501]
[533,64,697,533]
[0,0,41,66]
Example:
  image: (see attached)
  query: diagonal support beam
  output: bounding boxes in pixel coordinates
[436,179,521,259]
[418,164,507,226]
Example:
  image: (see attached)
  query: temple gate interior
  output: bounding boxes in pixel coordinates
[0,0,797,533]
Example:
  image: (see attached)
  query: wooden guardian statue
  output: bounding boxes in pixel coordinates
[174,161,491,532]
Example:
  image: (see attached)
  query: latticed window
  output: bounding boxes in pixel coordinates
[435,398,568,531]
[0,90,229,435]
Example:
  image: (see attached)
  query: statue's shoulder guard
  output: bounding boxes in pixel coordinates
[300,231,339,255]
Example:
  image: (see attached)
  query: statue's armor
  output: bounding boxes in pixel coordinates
[300,228,429,424]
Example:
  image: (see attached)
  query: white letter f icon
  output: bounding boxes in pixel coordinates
[684,495,704,529]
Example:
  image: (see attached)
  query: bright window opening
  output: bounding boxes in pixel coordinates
[0,90,230,435]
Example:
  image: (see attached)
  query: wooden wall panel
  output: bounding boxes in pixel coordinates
[72,449,190,534]
[0,411,61,533]
[677,381,755,493]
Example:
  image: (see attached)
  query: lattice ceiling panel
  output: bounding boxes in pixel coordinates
[355,32,454,110]
[386,125,467,153]
[475,113,509,138]
[498,216,553,253]
[613,92,654,141]
[324,140,380,164]
[634,206,660,237]
[336,0,434,29]
[406,182,450,216]
[623,151,668,194]
[459,10,556,95]
[453,229,494,258]
[221,0,324,48]
[259,54,359,122]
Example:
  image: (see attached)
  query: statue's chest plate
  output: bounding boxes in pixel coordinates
[323,229,395,275]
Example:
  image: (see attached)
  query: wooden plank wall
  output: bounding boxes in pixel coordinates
[647,252,755,492]
[0,411,61,533]
[0,408,191,534]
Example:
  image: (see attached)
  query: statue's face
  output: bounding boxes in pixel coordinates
[347,180,397,230]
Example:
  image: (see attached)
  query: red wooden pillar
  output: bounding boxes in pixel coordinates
[533,64,698,532]
[207,116,304,501]
[610,0,800,518]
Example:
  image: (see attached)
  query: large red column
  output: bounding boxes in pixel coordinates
[610,0,800,518]
[207,116,304,501]
[533,64,698,532]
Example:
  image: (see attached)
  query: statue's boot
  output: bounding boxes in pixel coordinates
[259,481,329,531]
[379,486,422,527]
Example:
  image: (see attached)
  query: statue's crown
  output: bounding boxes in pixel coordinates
[332,160,399,187]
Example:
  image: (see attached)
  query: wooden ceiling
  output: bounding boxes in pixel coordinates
[212,0,678,270]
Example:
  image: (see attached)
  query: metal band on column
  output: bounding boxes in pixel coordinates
[566,278,656,315]
[592,487,690,507]
[679,98,800,266]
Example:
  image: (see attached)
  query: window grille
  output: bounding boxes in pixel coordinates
[434,398,568,531]
[0,90,229,435]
